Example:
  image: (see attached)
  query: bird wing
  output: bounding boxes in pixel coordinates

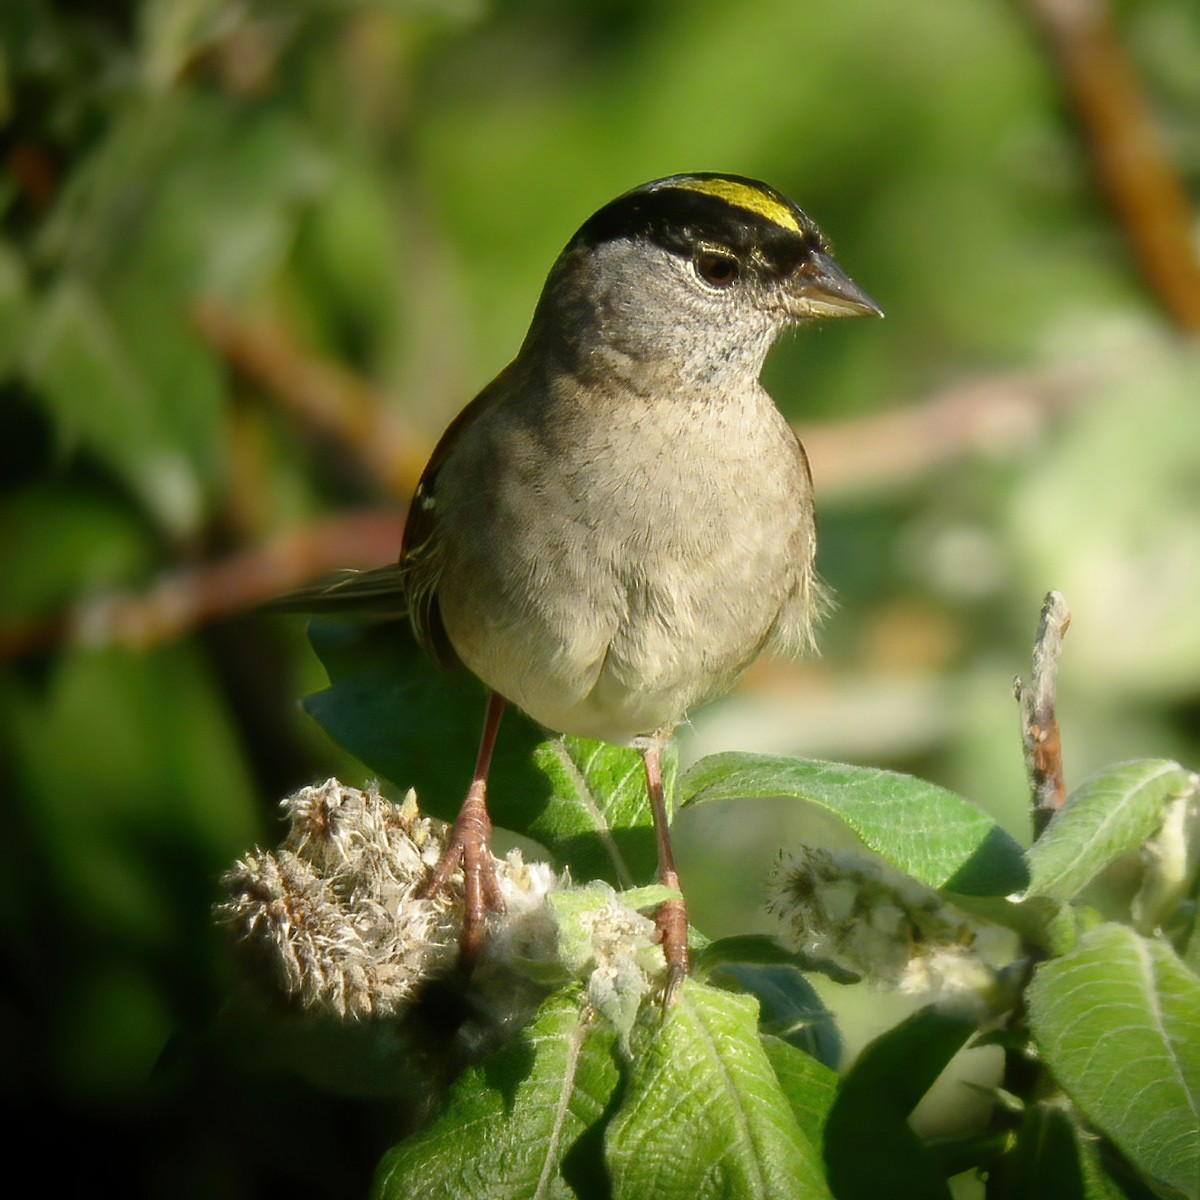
[264,562,410,617]
[269,365,517,671]
[400,362,520,667]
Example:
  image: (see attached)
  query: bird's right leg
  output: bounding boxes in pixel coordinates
[420,691,507,966]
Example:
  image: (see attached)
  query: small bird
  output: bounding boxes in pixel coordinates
[298,173,880,988]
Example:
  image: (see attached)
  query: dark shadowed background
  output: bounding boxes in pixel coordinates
[2,1,1198,1195]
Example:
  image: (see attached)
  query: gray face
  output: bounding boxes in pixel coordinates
[542,235,785,389]
[521,175,879,393]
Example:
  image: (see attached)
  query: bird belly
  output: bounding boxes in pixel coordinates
[442,572,774,744]
[438,499,804,745]
[432,389,815,744]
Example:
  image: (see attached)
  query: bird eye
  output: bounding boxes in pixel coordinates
[693,251,739,289]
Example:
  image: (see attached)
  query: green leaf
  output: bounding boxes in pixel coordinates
[1184,912,1200,979]
[679,753,1027,895]
[38,92,328,301]
[695,934,804,974]
[616,884,681,911]
[0,484,152,620]
[17,92,330,534]
[24,279,209,537]
[1132,784,1200,935]
[822,1005,977,1200]
[531,736,672,887]
[1076,1138,1155,1200]
[712,963,841,1067]
[1028,923,1200,1198]
[372,990,620,1200]
[606,981,831,1199]
[303,618,664,885]
[946,892,1102,957]
[760,1034,839,1150]
[1025,760,1195,903]
[695,934,861,989]
[984,1100,1149,1200]
[303,616,550,827]
[985,1102,1093,1200]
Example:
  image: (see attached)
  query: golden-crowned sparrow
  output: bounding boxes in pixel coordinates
[297,173,880,987]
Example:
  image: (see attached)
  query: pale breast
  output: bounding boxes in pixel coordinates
[432,382,816,744]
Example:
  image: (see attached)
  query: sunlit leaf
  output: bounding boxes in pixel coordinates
[760,1034,839,1150]
[1025,760,1194,903]
[304,618,664,883]
[1028,923,1200,1197]
[373,990,620,1200]
[680,754,1027,895]
[303,616,548,826]
[606,982,831,1199]
[531,736,669,887]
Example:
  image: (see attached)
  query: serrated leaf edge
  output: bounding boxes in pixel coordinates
[1032,927,1200,1192]
[1128,935,1200,1167]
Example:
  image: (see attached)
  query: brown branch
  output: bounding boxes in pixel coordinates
[1015,591,1072,838]
[198,295,1105,510]
[796,359,1093,499]
[6,143,59,212]
[192,301,431,497]
[1021,0,1200,333]
[0,509,405,659]
[1,353,1101,659]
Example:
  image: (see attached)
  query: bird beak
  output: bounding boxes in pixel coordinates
[790,250,884,320]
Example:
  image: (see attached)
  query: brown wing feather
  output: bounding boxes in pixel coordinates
[400,363,517,668]
[264,563,409,615]
[268,366,515,672]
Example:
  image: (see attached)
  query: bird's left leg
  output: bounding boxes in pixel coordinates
[641,741,690,999]
[420,691,507,966]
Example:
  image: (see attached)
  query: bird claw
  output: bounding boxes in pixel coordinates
[420,779,505,968]
[655,896,690,1007]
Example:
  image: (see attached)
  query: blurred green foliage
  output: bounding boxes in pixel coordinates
[2,0,1198,1195]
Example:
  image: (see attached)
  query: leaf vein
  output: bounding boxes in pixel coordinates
[550,740,635,887]
[532,1011,591,1200]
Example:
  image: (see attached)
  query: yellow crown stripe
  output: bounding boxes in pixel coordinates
[670,178,801,233]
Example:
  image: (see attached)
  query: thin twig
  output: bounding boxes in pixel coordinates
[1,353,1101,658]
[199,295,1109,513]
[0,510,405,659]
[1015,591,1072,838]
[1021,0,1200,333]
[192,301,430,497]
[797,360,1094,499]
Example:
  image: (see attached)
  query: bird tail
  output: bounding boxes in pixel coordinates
[266,563,411,618]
